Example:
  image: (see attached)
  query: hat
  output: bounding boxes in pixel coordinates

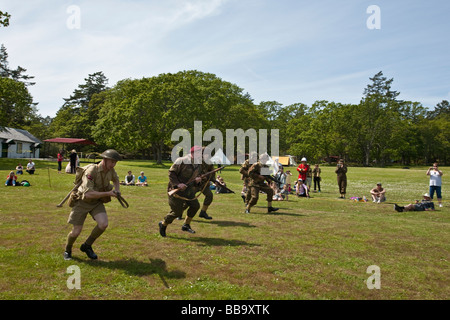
[301,157,307,162]
[423,193,430,198]
[298,178,303,181]
[100,149,122,161]
[377,182,382,185]
[190,145,202,154]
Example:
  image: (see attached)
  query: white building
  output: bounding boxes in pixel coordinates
[0,127,42,158]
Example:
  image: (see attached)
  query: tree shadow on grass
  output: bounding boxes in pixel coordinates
[72,257,185,288]
[168,235,261,248]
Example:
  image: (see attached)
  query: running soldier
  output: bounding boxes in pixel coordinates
[159,146,203,237]
[63,149,121,260]
[245,153,279,214]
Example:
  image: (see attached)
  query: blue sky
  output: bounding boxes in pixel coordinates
[1,0,449,117]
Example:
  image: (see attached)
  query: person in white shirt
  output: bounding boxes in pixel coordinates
[26,159,35,174]
[427,162,443,207]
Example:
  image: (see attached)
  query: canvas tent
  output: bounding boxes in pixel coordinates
[274,155,297,167]
[209,148,231,165]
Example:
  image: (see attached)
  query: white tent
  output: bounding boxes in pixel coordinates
[209,148,231,165]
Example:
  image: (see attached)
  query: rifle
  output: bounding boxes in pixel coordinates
[56,181,82,207]
[210,177,235,194]
[263,174,283,186]
[168,166,224,197]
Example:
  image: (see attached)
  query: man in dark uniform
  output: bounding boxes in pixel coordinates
[335,158,347,199]
[63,149,121,260]
[245,153,279,214]
[197,147,215,220]
[159,146,203,237]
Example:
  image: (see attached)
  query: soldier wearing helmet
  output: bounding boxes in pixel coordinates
[63,149,122,260]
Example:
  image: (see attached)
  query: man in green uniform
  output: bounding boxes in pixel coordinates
[159,146,203,237]
[239,152,257,205]
[245,153,279,214]
[63,149,121,260]
[197,147,215,220]
[335,158,347,199]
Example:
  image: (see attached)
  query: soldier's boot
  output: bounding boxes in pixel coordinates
[199,210,212,220]
[181,224,196,234]
[268,206,279,213]
[80,243,98,260]
[159,221,167,237]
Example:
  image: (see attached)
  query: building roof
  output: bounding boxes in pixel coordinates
[43,138,95,145]
[0,127,42,145]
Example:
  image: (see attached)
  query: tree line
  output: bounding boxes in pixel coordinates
[0,43,448,165]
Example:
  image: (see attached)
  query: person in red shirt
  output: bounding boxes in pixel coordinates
[57,150,64,174]
[5,171,17,186]
[296,157,310,181]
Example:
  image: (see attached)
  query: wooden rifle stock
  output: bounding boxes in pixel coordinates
[168,166,224,197]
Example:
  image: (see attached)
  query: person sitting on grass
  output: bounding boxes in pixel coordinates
[26,159,35,175]
[295,179,310,198]
[16,163,23,175]
[5,171,18,186]
[370,182,386,203]
[136,171,148,186]
[121,171,135,186]
[394,193,435,212]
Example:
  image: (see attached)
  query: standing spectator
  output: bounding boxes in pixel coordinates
[26,159,35,174]
[285,170,293,193]
[274,166,287,190]
[335,159,347,199]
[57,150,64,174]
[370,183,386,203]
[296,157,310,182]
[312,164,321,192]
[427,162,443,207]
[69,150,78,174]
[16,163,23,175]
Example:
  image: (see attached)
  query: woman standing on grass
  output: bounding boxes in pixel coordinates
[427,162,443,207]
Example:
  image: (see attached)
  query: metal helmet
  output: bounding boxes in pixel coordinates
[100,149,122,161]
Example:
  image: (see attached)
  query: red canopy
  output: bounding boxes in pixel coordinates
[44,138,96,145]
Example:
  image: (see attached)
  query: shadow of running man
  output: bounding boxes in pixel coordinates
[72,257,185,288]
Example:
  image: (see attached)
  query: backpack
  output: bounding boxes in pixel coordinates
[67,164,96,207]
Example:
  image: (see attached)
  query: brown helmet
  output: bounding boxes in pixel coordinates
[100,149,122,161]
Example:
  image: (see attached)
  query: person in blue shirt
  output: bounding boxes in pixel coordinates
[136,171,148,186]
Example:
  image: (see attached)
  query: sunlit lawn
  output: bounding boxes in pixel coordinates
[0,158,448,300]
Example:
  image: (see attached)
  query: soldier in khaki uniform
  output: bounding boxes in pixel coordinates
[197,147,215,220]
[239,152,257,205]
[63,149,121,260]
[245,153,279,214]
[159,146,203,237]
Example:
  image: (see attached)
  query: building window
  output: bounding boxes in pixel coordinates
[16,142,23,154]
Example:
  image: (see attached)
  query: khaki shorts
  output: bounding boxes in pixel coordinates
[67,200,106,225]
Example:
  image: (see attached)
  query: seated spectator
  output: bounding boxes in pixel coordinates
[370,182,386,203]
[26,159,35,175]
[281,184,290,200]
[271,181,284,201]
[5,171,18,186]
[215,176,232,193]
[295,179,310,198]
[16,163,23,175]
[136,171,148,186]
[394,193,435,212]
[121,171,135,186]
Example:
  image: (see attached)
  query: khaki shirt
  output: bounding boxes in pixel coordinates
[168,155,201,192]
[248,161,267,187]
[77,163,119,204]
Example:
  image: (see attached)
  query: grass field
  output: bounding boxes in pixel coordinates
[0,158,448,300]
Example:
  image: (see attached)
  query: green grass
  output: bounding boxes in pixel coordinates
[0,159,448,300]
